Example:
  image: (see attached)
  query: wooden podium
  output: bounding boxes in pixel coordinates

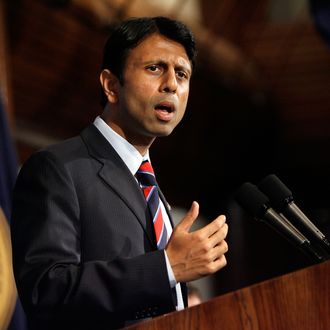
[126,260,330,329]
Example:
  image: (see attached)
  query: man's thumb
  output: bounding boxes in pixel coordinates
[180,201,199,231]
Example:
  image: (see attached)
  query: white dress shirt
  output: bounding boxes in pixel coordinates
[93,116,184,311]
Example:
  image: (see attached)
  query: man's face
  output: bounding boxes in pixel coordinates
[108,33,192,145]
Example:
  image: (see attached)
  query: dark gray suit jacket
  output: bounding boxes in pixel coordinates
[11,125,187,330]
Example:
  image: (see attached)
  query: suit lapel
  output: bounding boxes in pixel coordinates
[80,125,156,246]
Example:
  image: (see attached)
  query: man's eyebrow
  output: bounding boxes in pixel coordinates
[176,63,192,75]
[141,59,163,65]
[142,59,167,67]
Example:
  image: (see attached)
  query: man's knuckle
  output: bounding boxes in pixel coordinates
[193,232,203,243]
[203,241,211,251]
[205,264,213,273]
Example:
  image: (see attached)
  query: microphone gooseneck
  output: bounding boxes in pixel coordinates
[235,182,325,262]
[258,174,330,255]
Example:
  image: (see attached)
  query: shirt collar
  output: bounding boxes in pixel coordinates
[93,116,149,175]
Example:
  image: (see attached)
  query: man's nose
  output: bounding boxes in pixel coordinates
[160,70,178,93]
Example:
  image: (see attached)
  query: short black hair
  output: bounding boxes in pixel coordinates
[100,16,197,107]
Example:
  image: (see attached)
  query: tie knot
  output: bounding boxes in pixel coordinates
[136,160,157,187]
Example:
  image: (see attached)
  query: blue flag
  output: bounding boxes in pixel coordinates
[0,102,18,219]
[309,0,330,48]
[0,98,27,330]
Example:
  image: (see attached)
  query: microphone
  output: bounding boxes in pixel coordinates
[235,182,324,262]
[258,174,330,255]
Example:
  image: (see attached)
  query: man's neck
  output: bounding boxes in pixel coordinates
[100,112,154,156]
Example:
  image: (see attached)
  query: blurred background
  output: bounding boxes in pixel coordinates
[1,0,330,327]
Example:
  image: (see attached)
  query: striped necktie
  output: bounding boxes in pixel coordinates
[136,160,168,249]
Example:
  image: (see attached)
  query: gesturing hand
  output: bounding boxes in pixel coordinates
[165,201,228,283]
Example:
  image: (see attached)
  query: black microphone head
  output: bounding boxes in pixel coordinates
[258,174,293,211]
[235,182,269,218]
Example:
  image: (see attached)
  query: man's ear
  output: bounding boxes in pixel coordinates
[100,69,119,103]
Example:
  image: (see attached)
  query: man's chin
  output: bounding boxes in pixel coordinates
[153,121,180,137]
[153,127,176,137]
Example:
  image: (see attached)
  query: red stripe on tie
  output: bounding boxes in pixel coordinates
[139,161,154,174]
[143,186,153,200]
[136,160,167,249]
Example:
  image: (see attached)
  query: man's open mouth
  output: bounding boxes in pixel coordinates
[154,102,174,113]
[154,102,175,121]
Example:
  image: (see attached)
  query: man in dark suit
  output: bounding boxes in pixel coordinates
[11,17,228,329]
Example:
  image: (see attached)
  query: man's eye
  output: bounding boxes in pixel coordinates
[176,71,188,79]
[147,65,159,72]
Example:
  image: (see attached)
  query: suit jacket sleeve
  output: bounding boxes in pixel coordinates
[11,149,176,329]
